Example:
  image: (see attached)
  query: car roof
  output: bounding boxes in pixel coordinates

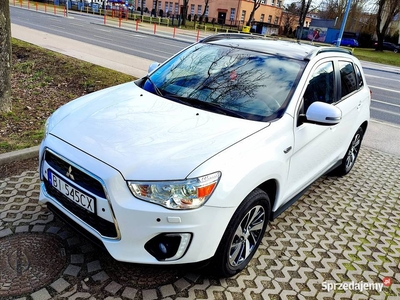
[200,34,352,61]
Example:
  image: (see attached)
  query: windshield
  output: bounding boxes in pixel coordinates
[141,43,305,121]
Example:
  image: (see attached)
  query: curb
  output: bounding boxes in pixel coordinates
[0,145,39,165]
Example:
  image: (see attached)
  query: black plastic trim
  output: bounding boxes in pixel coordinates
[47,202,106,250]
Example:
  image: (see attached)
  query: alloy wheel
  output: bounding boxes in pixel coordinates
[345,131,362,172]
[228,205,266,267]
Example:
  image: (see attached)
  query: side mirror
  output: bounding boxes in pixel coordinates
[148,62,160,74]
[305,102,342,125]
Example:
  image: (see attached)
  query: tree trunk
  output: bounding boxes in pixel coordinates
[246,0,261,26]
[375,0,385,50]
[296,0,312,41]
[246,10,255,26]
[181,1,188,26]
[154,0,158,17]
[375,0,400,51]
[200,0,210,24]
[0,0,12,113]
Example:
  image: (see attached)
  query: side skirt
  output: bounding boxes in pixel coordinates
[271,185,310,220]
[324,159,342,175]
[271,159,342,220]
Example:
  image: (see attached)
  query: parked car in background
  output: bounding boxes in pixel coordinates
[374,41,400,53]
[332,38,359,47]
[39,34,370,278]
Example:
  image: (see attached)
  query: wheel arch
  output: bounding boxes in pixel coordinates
[256,179,278,221]
[360,120,368,137]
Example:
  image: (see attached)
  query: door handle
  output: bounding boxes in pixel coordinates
[284,146,292,154]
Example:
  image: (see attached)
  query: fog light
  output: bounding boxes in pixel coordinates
[159,243,168,255]
[145,233,192,261]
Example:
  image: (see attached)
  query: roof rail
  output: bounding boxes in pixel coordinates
[200,33,265,43]
[305,46,353,60]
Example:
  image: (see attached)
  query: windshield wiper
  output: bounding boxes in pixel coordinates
[164,94,246,119]
[144,75,164,97]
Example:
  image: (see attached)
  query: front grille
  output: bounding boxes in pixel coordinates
[45,151,105,198]
[43,150,118,239]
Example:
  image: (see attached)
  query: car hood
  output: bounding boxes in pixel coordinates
[49,82,269,180]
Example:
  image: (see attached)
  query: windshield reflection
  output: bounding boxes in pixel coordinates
[143,43,305,121]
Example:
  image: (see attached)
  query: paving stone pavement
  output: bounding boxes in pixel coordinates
[0,147,399,300]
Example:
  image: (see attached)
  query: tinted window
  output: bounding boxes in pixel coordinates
[143,43,306,121]
[303,61,335,112]
[355,64,364,88]
[339,61,358,98]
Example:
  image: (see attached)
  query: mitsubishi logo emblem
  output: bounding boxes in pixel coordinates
[66,166,75,181]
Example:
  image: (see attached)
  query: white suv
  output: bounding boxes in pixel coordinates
[39,34,370,277]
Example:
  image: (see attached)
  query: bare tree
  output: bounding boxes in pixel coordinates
[319,0,345,21]
[200,0,212,23]
[153,0,158,16]
[296,0,313,40]
[181,0,189,26]
[0,0,12,113]
[359,12,378,35]
[319,0,375,34]
[247,0,262,26]
[375,0,400,49]
[282,3,301,35]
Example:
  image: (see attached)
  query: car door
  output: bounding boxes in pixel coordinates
[283,59,339,201]
[331,59,369,156]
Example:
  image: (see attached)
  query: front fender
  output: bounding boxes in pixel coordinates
[190,115,294,212]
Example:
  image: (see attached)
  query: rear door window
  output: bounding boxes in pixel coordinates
[339,61,358,98]
[355,64,364,89]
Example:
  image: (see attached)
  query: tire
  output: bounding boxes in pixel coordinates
[329,126,364,176]
[212,188,271,277]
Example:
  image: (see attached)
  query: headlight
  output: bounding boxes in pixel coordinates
[44,113,54,138]
[128,172,221,210]
[44,117,50,137]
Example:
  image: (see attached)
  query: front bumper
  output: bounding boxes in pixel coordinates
[39,135,235,264]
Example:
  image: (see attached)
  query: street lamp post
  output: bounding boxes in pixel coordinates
[66,0,69,17]
[335,0,352,47]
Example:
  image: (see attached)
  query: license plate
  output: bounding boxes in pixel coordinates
[47,169,96,214]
